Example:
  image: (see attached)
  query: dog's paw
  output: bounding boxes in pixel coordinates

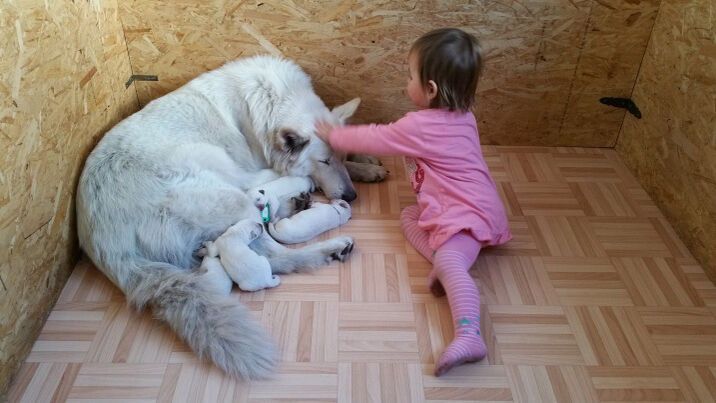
[348,163,389,183]
[325,236,355,263]
[348,154,382,166]
[290,192,313,214]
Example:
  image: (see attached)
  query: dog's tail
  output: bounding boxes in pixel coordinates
[125,260,276,378]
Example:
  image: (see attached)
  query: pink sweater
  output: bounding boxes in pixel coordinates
[330,109,512,250]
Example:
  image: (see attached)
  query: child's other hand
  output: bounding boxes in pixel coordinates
[315,120,334,143]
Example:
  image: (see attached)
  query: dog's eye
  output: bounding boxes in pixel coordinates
[319,158,330,165]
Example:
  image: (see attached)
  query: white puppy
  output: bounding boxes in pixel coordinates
[197,254,233,296]
[269,199,352,244]
[248,187,352,244]
[203,219,281,292]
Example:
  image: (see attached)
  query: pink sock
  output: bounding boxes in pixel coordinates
[432,233,487,376]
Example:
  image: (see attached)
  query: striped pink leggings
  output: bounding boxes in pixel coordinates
[401,205,487,376]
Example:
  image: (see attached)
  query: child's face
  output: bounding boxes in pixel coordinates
[407,52,429,108]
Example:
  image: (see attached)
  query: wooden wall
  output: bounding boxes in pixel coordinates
[118,0,659,147]
[616,0,716,278]
[0,0,138,395]
[4,0,712,397]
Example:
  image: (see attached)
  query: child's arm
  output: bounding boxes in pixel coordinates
[316,115,424,157]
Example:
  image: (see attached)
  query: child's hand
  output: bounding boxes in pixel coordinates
[315,120,335,143]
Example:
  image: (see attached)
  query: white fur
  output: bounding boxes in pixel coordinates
[249,177,314,220]
[269,200,352,244]
[207,219,281,292]
[198,254,233,296]
[76,55,362,379]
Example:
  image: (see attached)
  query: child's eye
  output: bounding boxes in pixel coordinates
[320,158,330,165]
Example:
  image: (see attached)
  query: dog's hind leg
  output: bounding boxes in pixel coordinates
[249,231,354,274]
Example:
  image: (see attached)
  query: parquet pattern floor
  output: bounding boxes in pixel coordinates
[8,147,716,402]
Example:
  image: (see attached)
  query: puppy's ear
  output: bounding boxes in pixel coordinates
[275,128,309,154]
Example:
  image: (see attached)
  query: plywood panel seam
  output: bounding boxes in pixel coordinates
[117,12,141,107]
[558,1,595,138]
[611,0,665,148]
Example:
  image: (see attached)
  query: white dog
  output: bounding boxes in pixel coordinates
[76,55,380,379]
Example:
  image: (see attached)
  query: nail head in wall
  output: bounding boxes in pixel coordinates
[125,74,159,89]
[600,97,642,119]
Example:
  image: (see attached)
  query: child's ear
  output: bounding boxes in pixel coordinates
[426,80,438,102]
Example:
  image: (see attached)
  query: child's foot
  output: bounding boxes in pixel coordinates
[435,334,487,376]
[427,270,446,297]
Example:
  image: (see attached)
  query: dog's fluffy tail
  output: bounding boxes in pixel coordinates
[126,261,276,378]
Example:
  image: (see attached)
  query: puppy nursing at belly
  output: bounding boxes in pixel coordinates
[251,187,352,244]
[198,187,352,293]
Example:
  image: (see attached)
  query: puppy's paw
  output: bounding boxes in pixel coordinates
[249,188,269,211]
[268,275,281,288]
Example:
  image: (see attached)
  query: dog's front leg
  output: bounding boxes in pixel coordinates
[250,176,314,219]
[251,176,314,199]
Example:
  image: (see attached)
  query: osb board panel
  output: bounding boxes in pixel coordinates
[559,0,661,147]
[0,0,138,396]
[118,0,656,146]
[617,0,716,278]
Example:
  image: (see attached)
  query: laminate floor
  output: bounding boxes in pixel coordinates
[8,147,716,402]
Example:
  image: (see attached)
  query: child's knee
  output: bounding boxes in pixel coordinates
[400,205,419,220]
[400,207,420,231]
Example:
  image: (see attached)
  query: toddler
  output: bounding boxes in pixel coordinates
[316,28,512,376]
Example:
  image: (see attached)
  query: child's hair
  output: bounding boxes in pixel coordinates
[410,28,483,112]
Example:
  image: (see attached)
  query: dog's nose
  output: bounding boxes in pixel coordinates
[341,189,357,202]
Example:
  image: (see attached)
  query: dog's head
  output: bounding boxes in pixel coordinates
[271,95,360,202]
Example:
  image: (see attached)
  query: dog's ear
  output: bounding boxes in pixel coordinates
[331,98,361,123]
[275,128,309,154]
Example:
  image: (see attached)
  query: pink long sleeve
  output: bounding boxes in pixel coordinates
[331,108,511,251]
[328,115,425,157]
